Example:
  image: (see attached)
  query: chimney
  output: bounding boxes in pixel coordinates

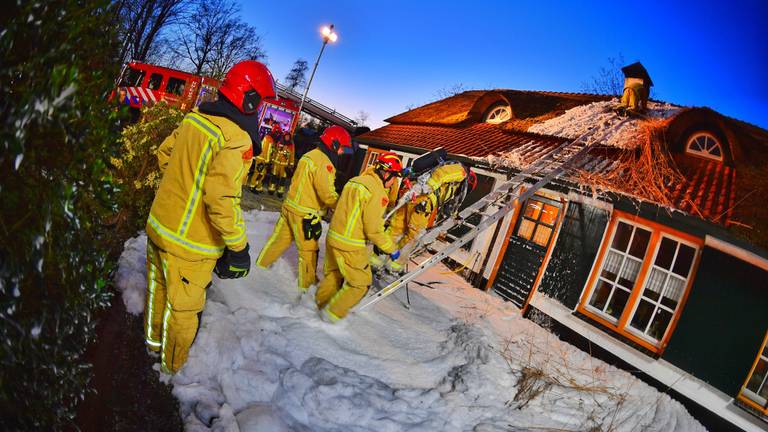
[618,62,653,113]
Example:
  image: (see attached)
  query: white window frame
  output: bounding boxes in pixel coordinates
[742,344,768,408]
[484,105,511,124]
[584,217,654,325]
[624,233,700,344]
[685,132,724,162]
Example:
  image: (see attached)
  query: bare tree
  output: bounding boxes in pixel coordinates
[115,0,190,64]
[580,54,626,96]
[285,59,309,91]
[434,83,466,99]
[171,0,266,77]
[354,110,370,127]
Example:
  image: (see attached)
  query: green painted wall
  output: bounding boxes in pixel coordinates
[663,247,768,396]
[538,202,610,309]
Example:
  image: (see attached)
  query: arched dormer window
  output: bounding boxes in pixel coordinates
[685,132,723,162]
[484,104,511,124]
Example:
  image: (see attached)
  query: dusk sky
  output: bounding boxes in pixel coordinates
[240,0,767,130]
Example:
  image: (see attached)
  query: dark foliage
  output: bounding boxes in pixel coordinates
[0,1,123,429]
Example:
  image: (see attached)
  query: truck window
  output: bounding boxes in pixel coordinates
[166,77,186,96]
[147,73,163,90]
[120,67,146,87]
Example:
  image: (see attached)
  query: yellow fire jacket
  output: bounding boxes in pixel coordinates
[272,142,295,168]
[327,169,397,253]
[147,109,249,261]
[255,135,274,163]
[283,148,339,217]
[424,163,467,213]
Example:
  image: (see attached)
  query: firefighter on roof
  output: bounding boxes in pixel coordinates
[256,125,353,292]
[144,60,276,374]
[316,152,403,322]
[268,131,295,197]
[249,123,281,193]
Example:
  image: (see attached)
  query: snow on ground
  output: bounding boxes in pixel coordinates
[528,99,680,149]
[117,210,706,431]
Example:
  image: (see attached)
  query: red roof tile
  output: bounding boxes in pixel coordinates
[357,123,567,158]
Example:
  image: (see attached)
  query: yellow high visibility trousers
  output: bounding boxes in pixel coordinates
[249,162,270,191]
[255,210,319,291]
[316,246,371,321]
[145,239,216,374]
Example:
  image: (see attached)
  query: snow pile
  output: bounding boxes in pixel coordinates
[117,210,706,431]
[114,234,148,314]
[528,99,680,149]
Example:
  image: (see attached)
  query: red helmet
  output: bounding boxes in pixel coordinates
[320,125,353,154]
[466,167,477,191]
[219,61,276,115]
[374,152,404,176]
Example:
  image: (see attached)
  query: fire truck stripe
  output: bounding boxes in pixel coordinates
[147,89,157,102]
[137,87,148,102]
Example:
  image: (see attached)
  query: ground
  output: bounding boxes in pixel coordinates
[72,188,278,431]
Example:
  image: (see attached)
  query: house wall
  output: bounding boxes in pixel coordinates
[537,200,611,309]
[662,246,768,396]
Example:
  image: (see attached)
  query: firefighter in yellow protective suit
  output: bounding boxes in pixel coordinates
[316,152,404,322]
[144,61,276,374]
[268,131,295,197]
[249,125,280,193]
[387,162,478,259]
[256,125,353,292]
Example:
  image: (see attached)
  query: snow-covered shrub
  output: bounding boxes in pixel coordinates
[112,102,184,237]
[0,1,122,429]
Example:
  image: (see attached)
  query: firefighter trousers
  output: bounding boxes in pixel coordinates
[316,246,371,321]
[249,161,270,192]
[255,209,319,291]
[145,239,216,374]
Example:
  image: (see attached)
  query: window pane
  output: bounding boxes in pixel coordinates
[612,222,632,252]
[711,147,722,157]
[532,226,552,247]
[631,299,655,332]
[167,77,186,96]
[517,219,535,241]
[618,257,641,289]
[601,251,622,281]
[539,203,559,226]
[763,345,768,358]
[661,276,685,309]
[672,244,696,277]
[746,358,767,394]
[643,268,665,301]
[148,73,163,90]
[523,201,542,220]
[629,228,651,259]
[606,288,630,319]
[648,308,673,340]
[655,237,677,269]
[589,280,613,310]
[121,68,145,87]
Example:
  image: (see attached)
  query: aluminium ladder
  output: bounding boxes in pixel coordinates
[354,116,630,313]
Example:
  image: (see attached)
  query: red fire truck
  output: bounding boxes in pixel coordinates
[114,61,301,136]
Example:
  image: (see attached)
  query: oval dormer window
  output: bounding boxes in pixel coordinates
[484,104,511,124]
[685,132,723,162]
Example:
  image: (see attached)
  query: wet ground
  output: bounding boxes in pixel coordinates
[72,189,282,431]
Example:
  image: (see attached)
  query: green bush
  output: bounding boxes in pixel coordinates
[112,102,185,237]
[0,1,122,429]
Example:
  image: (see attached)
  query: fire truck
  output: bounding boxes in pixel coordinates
[114,61,301,136]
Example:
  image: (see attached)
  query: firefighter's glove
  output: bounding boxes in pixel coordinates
[302,214,322,241]
[390,250,401,261]
[214,244,251,279]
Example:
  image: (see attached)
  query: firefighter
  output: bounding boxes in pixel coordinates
[316,152,403,322]
[268,131,295,197]
[144,60,276,374]
[385,162,477,263]
[249,124,280,193]
[256,125,353,292]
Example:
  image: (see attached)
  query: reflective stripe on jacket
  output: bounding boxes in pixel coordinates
[327,169,396,253]
[146,109,249,260]
[283,148,338,217]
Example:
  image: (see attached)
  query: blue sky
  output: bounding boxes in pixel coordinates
[240,0,767,130]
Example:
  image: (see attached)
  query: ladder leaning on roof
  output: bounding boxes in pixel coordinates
[353,115,631,313]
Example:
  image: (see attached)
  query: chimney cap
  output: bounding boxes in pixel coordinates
[621,62,654,87]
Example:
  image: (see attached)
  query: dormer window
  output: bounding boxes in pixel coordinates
[484,104,511,124]
[685,132,723,162]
